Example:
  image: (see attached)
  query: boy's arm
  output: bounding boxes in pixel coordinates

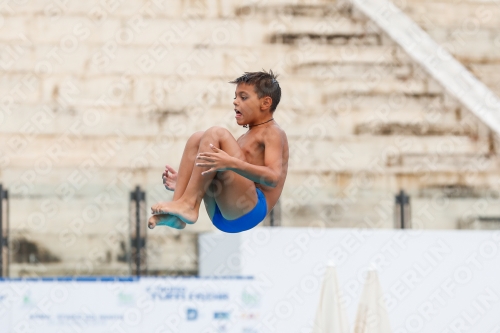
[196,130,284,187]
[230,131,283,187]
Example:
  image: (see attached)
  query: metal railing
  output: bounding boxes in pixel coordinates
[0,184,9,277]
[130,186,147,277]
[395,190,411,229]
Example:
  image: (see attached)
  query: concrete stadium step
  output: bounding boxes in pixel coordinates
[316,77,441,99]
[353,117,488,137]
[285,154,500,173]
[393,153,500,171]
[1,102,469,140]
[2,14,375,49]
[235,3,354,19]
[9,262,131,277]
[0,122,482,154]
[0,15,246,46]
[288,135,488,169]
[282,205,395,229]
[0,2,158,17]
[9,229,197,268]
[0,135,186,170]
[468,64,500,95]
[239,3,396,47]
[10,229,127,265]
[401,1,500,64]
[269,31,380,46]
[351,107,460,124]
[8,242,197,277]
[288,153,497,174]
[280,112,484,138]
[354,119,483,138]
[0,0,231,19]
[170,77,446,106]
[278,193,498,229]
[293,63,414,80]
[2,105,485,159]
[1,134,489,186]
[2,0,239,19]
[425,30,500,63]
[9,197,129,234]
[0,15,121,44]
[469,64,500,78]
[324,92,448,111]
[1,73,439,113]
[262,16,369,36]
[291,44,412,66]
[0,104,246,138]
[209,106,474,137]
[3,168,180,203]
[285,170,500,196]
[403,2,500,29]
[399,0,500,121]
[0,42,411,78]
[7,195,214,234]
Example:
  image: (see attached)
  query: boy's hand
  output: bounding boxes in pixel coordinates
[196,144,235,175]
[162,164,178,191]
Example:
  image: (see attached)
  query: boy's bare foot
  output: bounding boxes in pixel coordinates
[151,200,198,224]
[148,214,186,229]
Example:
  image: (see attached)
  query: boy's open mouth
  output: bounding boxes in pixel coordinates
[235,110,242,118]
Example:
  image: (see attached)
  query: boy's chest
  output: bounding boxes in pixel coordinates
[237,134,265,164]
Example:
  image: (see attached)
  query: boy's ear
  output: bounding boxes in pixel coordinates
[260,96,272,110]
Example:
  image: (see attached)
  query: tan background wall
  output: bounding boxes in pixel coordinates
[0,0,499,276]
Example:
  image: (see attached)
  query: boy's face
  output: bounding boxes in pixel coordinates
[233,83,263,126]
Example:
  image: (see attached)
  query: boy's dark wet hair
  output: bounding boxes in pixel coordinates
[230,70,281,112]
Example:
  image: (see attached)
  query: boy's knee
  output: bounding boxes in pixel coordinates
[205,126,229,137]
[187,131,204,145]
[206,125,223,131]
[192,131,204,140]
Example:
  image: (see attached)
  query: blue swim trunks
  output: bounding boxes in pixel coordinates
[212,188,267,233]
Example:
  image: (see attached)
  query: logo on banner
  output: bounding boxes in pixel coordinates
[187,308,198,321]
[214,312,230,320]
[22,293,34,307]
[240,312,259,320]
[118,292,134,305]
[146,286,229,302]
[147,286,186,300]
[241,290,261,307]
[29,313,50,321]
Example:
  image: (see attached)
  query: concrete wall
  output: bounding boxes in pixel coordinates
[402,0,500,98]
[0,0,499,276]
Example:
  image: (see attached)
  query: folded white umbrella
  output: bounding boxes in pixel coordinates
[353,267,392,333]
[312,262,350,333]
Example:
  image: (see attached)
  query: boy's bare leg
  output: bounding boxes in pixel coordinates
[172,131,204,200]
[150,126,258,225]
[149,131,217,229]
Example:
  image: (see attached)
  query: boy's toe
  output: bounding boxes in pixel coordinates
[148,216,157,229]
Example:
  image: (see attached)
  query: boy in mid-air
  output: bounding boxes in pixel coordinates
[149,70,289,233]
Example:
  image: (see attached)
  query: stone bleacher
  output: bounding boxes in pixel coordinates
[0,0,499,276]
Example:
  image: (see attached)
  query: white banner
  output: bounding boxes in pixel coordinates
[200,228,500,333]
[0,277,262,333]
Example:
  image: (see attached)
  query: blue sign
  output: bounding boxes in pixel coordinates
[187,308,198,321]
[214,312,230,320]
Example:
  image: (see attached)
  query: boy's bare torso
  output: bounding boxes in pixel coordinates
[236,123,289,212]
